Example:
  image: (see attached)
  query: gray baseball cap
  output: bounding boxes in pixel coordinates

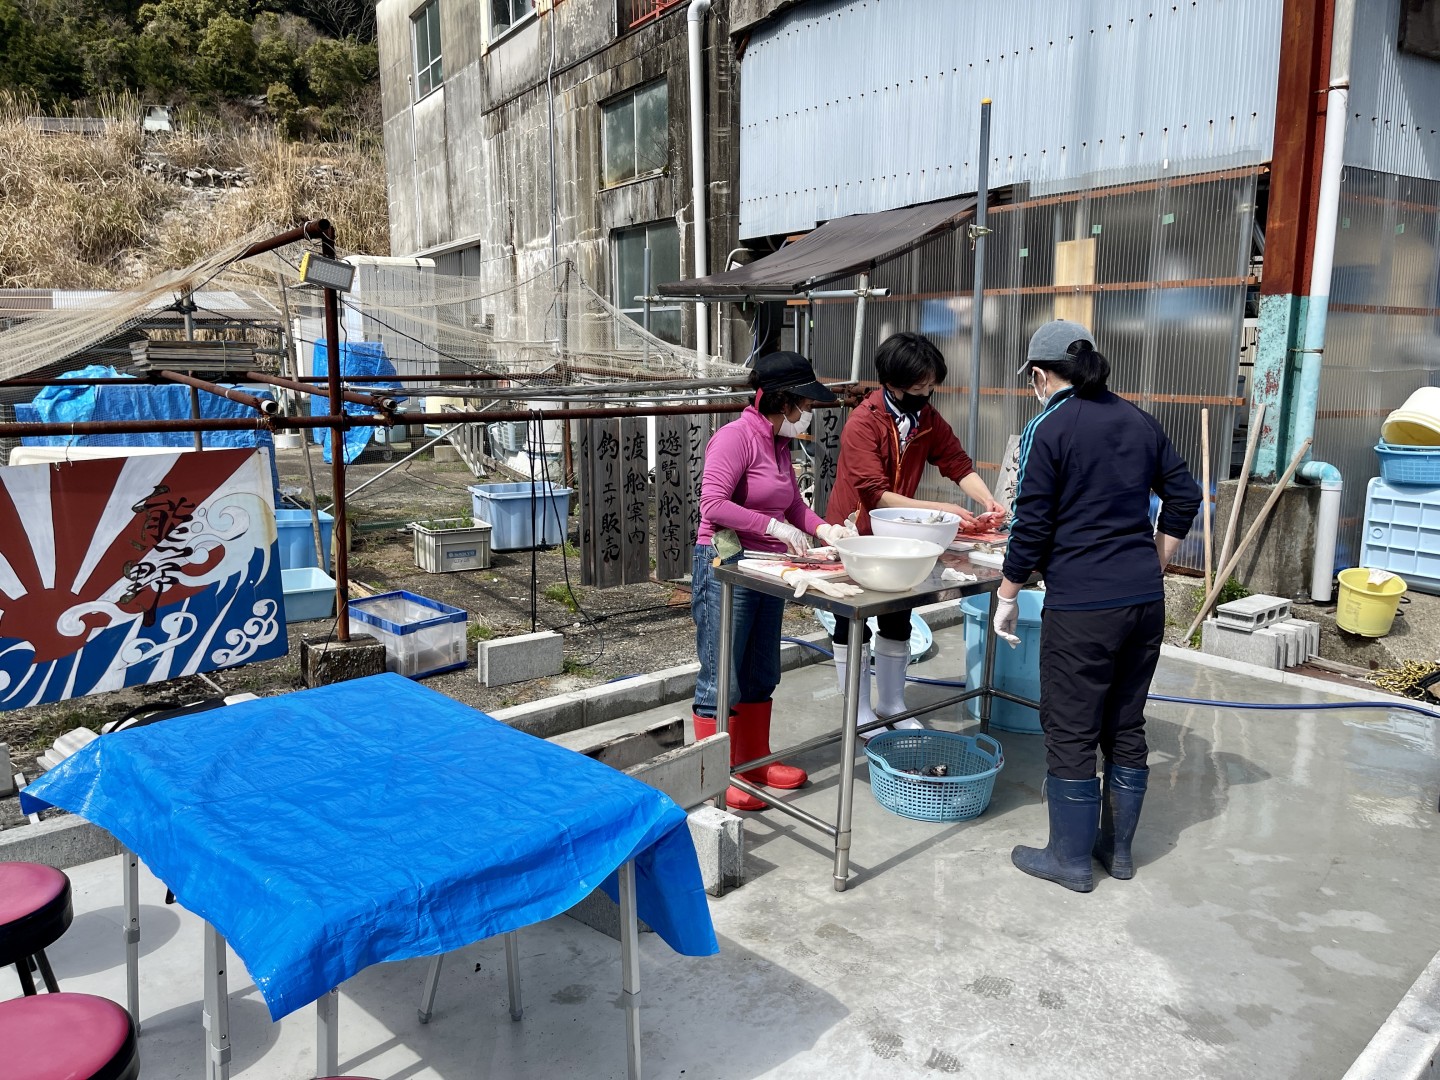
[1017,319,1096,376]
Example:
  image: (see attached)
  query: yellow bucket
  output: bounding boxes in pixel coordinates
[1335,568,1407,637]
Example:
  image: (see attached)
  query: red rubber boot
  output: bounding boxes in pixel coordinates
[731,700,808,790]
[691,712,767,811]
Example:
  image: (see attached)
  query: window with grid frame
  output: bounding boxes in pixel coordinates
[491,0,535,38]
[613,221,682,346]
[620,0,685,30]
[601,79,669,188]
[412,1,442,98]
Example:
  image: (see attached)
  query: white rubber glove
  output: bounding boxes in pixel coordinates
[765,517,811,556]
[993,595,1021,648]
[815,522,857,546]
[781,569,864,599]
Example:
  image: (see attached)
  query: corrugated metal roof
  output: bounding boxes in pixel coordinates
[738,0,1284,239]
[1343,0,1440,180]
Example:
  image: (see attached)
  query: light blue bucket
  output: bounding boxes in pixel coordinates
[959,590,1044,733]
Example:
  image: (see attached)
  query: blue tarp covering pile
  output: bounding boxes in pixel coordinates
[310,340,404,464]
[21,674,719,1019]
[14,365,281,494]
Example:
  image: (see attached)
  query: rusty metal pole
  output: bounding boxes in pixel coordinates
[320,227,350,641]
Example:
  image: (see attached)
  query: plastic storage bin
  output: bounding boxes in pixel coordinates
[468,483,573,551]
[349,591,467,678]
[275,508,334,572]
[865,730,1004,822]
[1336,567,1407,637]
[959,590,1044,733]
[412,518,493,573]
[1360,477,1440,596]
[281,567,336,624]
[1375,443,1440,486]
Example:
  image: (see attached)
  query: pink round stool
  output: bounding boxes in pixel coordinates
[0,861,72,994]
[0,993,139,1079]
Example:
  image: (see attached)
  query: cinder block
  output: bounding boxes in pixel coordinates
[1215,593,1293,631]
[431,444,461,463]
[301,634,387,686]
[1201,620,1283,668]
[624,733,731,809]
[565,888,654,941]
[1277,618,1319,661]
[0,744,13,797]
[0,814,119,869]
[688,804,745,897]
[490,692,585,739]
[477,630,564,687]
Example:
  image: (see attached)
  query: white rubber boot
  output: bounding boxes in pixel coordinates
[873,635,924,730]
[832,643,887,741]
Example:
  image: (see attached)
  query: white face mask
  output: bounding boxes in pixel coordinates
[1032,371,1050,405]
[779,408,813,438]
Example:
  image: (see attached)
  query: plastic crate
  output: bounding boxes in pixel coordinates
[275,508,334,572]
[1375,443,1440,486]
[281,567,335,623]
[1360,477,1440,596]
[349,591,467,678]
[468,483,573,551]
[864,731,1004,822]
[412,518,493,573]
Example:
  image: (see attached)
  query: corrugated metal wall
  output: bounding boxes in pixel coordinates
[738,0,1282,238]
[1317,167,1440,566]
[1343,0,1440,182]
[808,169,1259,572]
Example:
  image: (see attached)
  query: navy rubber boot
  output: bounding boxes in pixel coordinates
[1011,775,1101,893]
[1093,763,1149,880]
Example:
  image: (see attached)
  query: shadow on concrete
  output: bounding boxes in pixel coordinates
[334,925,845,1080]
[129,990,283,1075]
[49,902,183,978]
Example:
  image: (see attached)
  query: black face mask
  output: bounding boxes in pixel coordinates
[888,388,932,415]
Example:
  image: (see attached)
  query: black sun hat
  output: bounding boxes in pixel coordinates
[753,351,837,403]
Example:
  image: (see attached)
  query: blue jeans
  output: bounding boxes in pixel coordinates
[692,545,784,718]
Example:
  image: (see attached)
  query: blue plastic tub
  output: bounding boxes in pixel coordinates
[959,590,1044,733]
[275,508,334,571]
[1375,442,1440,487]
[281,567,336,624]
[468,483,573,551]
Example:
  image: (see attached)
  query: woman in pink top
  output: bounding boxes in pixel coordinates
[692,352,856,811]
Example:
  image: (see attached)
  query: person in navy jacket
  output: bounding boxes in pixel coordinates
[995,320,1201,893]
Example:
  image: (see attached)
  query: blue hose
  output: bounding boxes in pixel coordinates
[779,636,1440,720]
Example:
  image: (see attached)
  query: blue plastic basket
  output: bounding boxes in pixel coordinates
[864,730,1004,822]
[1375,443,1440,486]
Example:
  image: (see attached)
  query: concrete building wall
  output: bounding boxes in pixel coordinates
[1344,0,1440,181]
[377,0,742,350]
[735,0,1284,238]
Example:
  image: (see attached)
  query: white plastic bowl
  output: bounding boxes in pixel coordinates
[833,535,945,592]
[868,507,961,547]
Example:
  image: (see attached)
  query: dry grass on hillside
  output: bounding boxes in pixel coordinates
[0,93,389,289]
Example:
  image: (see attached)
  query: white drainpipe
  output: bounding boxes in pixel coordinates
[688,0,712,365]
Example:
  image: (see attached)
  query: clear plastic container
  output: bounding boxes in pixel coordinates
[349,591,467,678]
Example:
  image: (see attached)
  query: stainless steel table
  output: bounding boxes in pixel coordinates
[713,550,1038,891]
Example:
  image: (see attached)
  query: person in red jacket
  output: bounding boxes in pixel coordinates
[825,332,1005,736]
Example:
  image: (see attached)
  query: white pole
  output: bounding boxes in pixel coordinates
[687,0,713,365]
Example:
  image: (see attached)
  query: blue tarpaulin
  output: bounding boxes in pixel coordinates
[310,340,403,464]
[14,365,281,495]
[21,674,718,1019]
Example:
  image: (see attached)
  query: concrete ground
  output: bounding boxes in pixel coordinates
[10,624,1440,1080]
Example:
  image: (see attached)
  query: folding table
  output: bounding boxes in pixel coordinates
[22,674,717,1079]
[713,548,1037,891]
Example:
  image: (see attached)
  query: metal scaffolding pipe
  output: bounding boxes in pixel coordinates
[246,371,397,412]
[319,225,350,641]
[158,370,279,416]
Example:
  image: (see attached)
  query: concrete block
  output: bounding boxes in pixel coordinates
[653,663,699,704]
[477,630,564,687]
[301,634,387,686]
[490,692,585,739]
[0,744,13,797]
[582,675,663,724]
[565,887,654,941]
[549,715,685,771]
[687,804,745,897]
[1214,480,1322,599]
[0,814,119,869]
[1278,618,1320,661]
[1216,594,1293,630]
[1201,620,1283,669]
[623,733,731,809]
[432,444,461,463]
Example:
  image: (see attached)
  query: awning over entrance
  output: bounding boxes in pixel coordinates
[659,195,976,300]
